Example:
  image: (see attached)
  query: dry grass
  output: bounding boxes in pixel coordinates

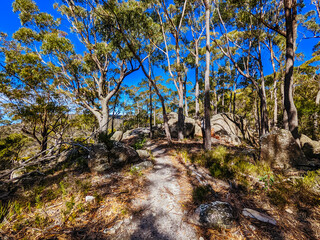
[0,159,149,240]
[173,140,320,240]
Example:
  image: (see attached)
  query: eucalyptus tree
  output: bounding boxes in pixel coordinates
[0,0,70,154]
[42,0,140,135]
[185,0,205,119]
[212,0,270,135]
[153,0,189,140]
[92,0,173,142]
[249,0,303,140]
[203,0,212,149]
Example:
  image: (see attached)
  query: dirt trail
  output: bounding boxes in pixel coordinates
[116,143,199,240]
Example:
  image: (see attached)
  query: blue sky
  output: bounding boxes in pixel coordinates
[0,0,319,88]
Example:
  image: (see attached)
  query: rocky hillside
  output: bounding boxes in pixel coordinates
[0,113,320,239]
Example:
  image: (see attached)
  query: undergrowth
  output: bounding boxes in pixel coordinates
[188,146,320,209]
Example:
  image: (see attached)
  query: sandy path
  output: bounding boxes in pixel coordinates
[116,144,198,240]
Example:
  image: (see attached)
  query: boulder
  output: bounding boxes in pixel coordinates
[167,112,196,138]
[300,134,320,159]
[195,201,235,229]
[110,141,140,165]
[57,148,79,163]
[210,113,252,145]
[88,142,140,173]
[260,129,307,169]
[194,120,203,137]
[110,131,123,141]
[131,161,153,171]
[122,128,149,140]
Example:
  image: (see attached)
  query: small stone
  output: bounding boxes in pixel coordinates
[199,237,204,240]
[136,149,150,159]
[285,208,293,214]
[249,225,256,231]
[85,196,95,202]
[242,208,277,225]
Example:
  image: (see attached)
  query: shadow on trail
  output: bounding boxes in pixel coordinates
[130,214,174,240]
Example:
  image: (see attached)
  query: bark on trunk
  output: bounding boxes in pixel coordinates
[269,39,278,128]
[176,38,184,141]
[214,87,218,114]
[184,71,188,117]
[284,0,299,140]
[99,115,108,133]
[255,92,261,136]
[195,41,200,119]
[314,81,320,137]
[258,42,269,135]
[232,82,237,114]
[281,82,289,129]
[149,81,153,138]
[204,0,212,150]
[178,88,184,140]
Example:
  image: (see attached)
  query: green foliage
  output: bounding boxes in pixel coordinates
[0,201,11,222]
[0,133,28,170]
[129,165,143,176]
[259,174,275,191]
[59,181,68,196]
[133,137,146,150]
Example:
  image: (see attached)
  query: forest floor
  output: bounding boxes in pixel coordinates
[0,138,320,239]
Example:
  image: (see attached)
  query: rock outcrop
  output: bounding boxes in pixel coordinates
[300,134,320,159]
[210,113,253,146]
[260,129,307,169]
[110,131,123,141]
[167,112,196,138]
[121,127,150,146]
[88,142,140,173]
[122,128,150,141]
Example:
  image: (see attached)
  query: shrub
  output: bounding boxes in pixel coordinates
[133,137,146,150]
[0,133,28,170]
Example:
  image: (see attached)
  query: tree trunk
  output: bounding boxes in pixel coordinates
[159,95,171,143]
[232,81,237,114]
[195,41,200,119]
[176,36,184,141]
[99,98,109,133]
[255,92,261,136]
[281,82,289,129]
[314,81,320,137]
[259,88,269,135]
[258,42,269,135]
[221,91,225,112]
[204,0,211,150]
[214,87,218,114]
[184,69,188,117]
[269,39,278,128]
[154,105,156,126]
[111,95,119,133]
[99,115,108,133]
[149,81,153,138]
[229,91,232,113]
[284,0,299,141]
[178,88,184,140]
